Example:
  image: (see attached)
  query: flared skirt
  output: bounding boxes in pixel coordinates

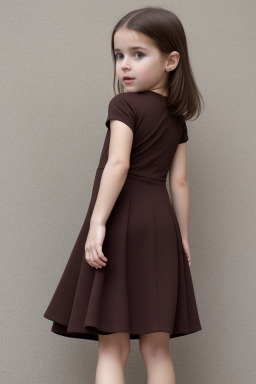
[43,168,202,341]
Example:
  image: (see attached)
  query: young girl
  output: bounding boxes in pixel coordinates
[44,6,203,384]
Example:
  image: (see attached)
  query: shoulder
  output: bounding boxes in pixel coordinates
[107,92,146,118]
[179,118,189,143]
[107,92,137,110]
[105,93,138,131]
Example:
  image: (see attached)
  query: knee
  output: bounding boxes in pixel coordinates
[98,333,130,364]
[139,333,170,361]
[98,343,130,365]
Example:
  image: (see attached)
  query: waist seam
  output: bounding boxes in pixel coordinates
[96,168,166,183]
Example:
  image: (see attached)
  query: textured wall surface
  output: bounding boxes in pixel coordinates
[1,1,256,383]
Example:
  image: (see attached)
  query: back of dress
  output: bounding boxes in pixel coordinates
[97,90,189,181]
[43,90,202,342]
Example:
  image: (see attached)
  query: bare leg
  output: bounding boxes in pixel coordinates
[139,332,176,384]
[95,332,130,384]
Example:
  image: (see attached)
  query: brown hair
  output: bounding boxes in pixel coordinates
[110,6,204,120]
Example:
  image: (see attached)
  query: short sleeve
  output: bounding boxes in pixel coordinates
[179,120,189,143]
[105,94,136,133]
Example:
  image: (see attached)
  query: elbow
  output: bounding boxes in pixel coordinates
[107,159,130,173]
[170,177,188,188]
[179,177,188,185]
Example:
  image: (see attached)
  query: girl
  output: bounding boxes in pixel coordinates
[44,6,204,384]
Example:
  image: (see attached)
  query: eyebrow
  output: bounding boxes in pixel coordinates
[114,46,149,52]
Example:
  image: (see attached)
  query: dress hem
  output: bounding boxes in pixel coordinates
[44,311,202,340]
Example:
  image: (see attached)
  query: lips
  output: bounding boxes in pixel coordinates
[123,76,134,80]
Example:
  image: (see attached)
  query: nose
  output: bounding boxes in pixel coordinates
[120,56,131,70]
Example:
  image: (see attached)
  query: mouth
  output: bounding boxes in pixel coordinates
[123,76,135,83]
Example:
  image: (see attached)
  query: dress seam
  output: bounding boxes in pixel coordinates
[149,183,161,329]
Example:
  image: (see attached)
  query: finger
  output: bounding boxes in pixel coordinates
[84,245,91,262]
[96,245,108,261]
[91,248,103,268]
[90,257,100,269]
[85,250,91,265]
[85,249,98,269]
[93,247,107,268]
[89,249,100,268]
[96,245,107,264]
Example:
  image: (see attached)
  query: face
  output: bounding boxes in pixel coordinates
[113,27,171,95]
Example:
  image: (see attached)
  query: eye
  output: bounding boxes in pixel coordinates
[114,53,123,60]
[135,51,144,59]
[114,52,145,60]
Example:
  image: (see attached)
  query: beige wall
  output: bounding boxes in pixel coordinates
[1,1,256,383]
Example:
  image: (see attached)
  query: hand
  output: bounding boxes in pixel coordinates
[181,237,191,267]
[84,222,108,269]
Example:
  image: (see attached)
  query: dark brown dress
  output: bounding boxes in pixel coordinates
[43,90,202,341]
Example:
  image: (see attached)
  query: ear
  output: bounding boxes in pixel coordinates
[165,51,180,72]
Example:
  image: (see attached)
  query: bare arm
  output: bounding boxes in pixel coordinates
[90,162,129,225]
[90,119,133,225]
[85,119,133,269]
[169,142,190,239]
[170,180,190,239]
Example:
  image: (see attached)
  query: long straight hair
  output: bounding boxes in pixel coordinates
[110,6,204,120]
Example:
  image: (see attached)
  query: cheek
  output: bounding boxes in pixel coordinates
[137,61,156,79]
[138,57,156,71]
